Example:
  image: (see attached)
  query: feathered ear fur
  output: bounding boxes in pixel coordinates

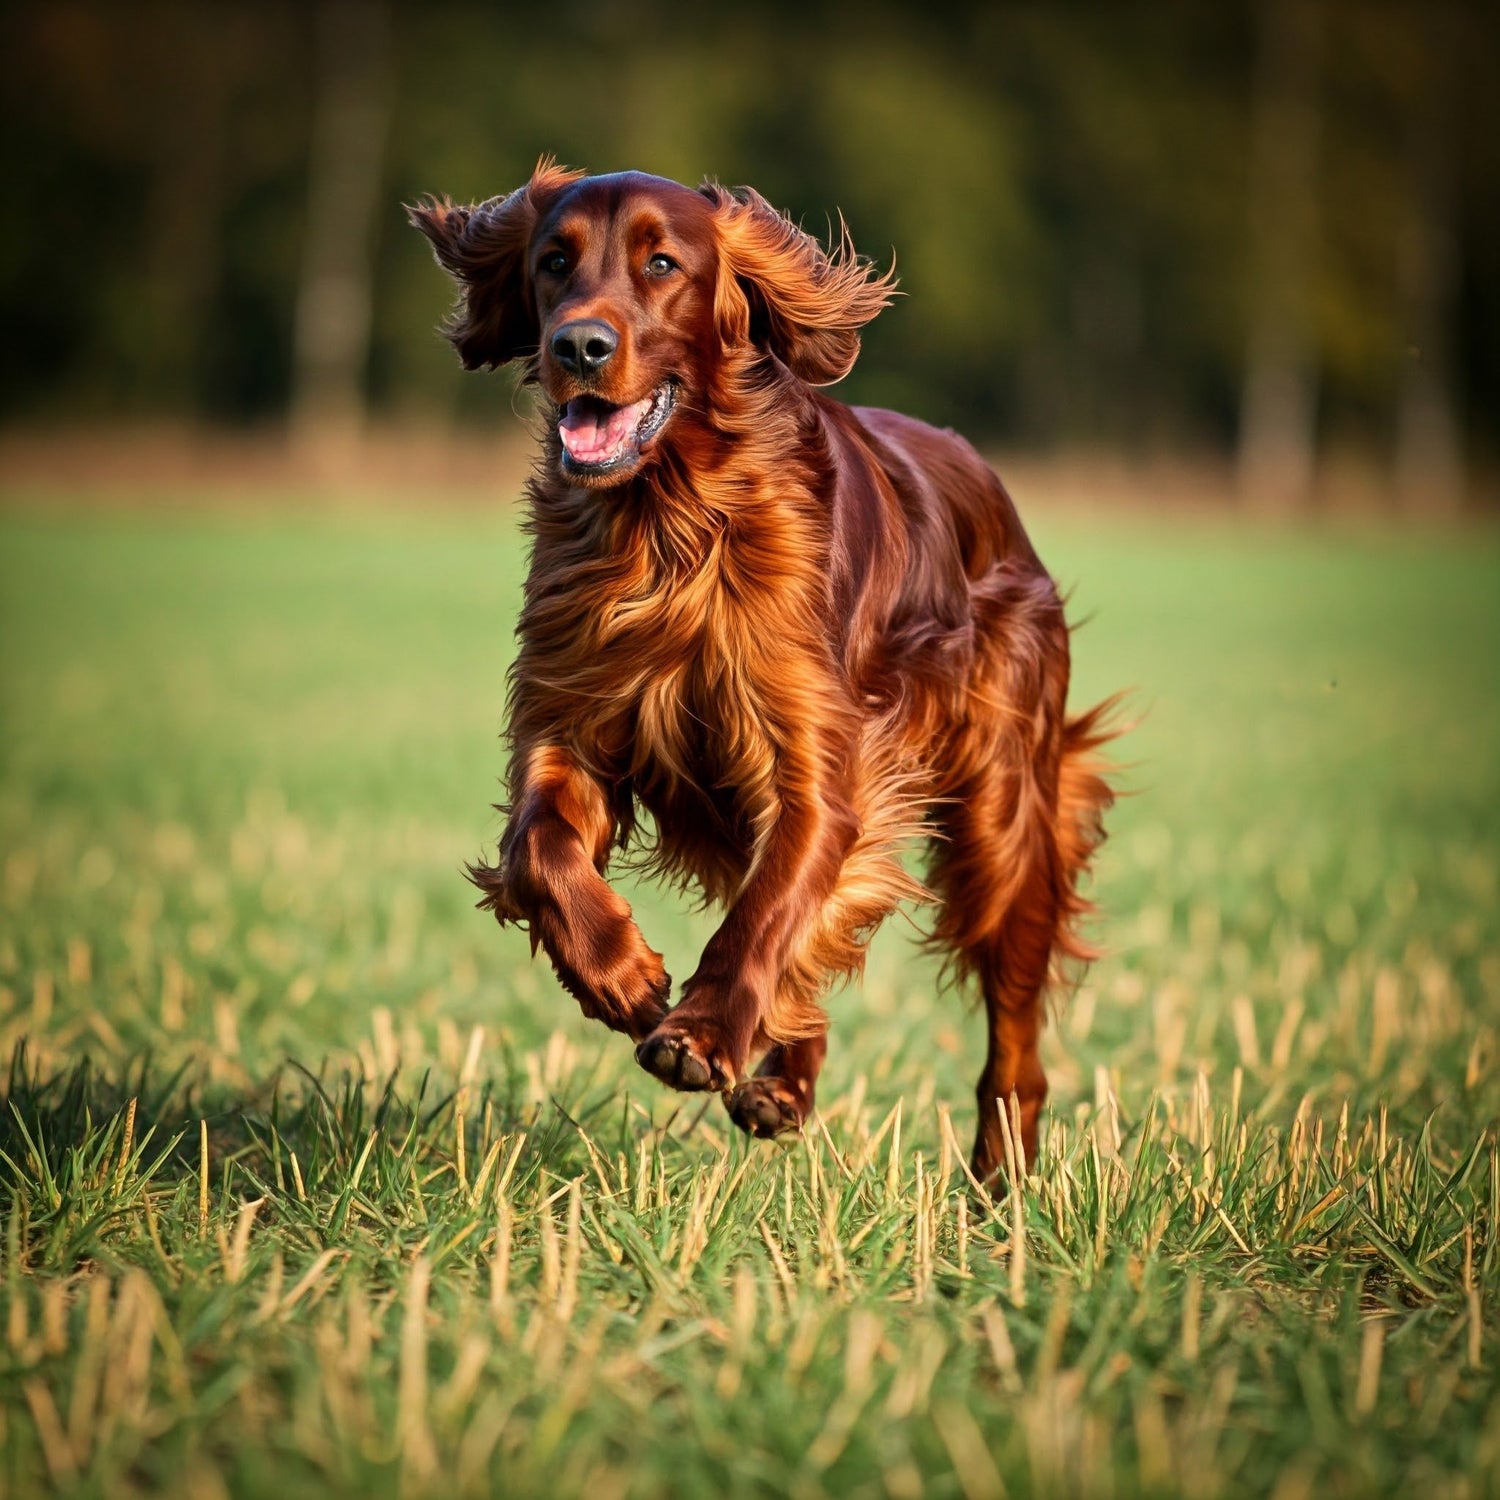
[701,183,897,386]
[408,159,585,370]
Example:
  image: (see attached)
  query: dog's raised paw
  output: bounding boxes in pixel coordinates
[635,1030,727,1092]
[725,1079,804,1139]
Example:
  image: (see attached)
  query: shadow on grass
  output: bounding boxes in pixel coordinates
[0,1039,724,1281]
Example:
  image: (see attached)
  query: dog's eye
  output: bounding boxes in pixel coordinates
[645,253,677,277]
[540,251,569,276]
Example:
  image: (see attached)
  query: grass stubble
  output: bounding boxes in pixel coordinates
[0,501,1496,1498]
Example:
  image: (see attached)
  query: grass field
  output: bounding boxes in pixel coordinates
[1,495,1497,1499]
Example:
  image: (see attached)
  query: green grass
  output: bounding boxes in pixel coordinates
[1,496,1497,1499]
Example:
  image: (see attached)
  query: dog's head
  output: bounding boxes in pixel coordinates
[410,161,895,488]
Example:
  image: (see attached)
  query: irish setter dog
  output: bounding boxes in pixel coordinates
[412,162,1114,1180]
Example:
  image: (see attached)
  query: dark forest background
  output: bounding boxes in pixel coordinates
[2,0,1496,509]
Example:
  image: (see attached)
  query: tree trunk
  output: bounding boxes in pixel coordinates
[1394,10,1464,515]
[290,0,391,462]
[1237,0,1322,509]
[139,13,228,415]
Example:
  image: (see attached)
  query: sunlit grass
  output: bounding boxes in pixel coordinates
[1,499,1497,1497]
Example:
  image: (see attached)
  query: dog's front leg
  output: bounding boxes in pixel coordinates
[470,746,669,1040]
[636,786,857,1092]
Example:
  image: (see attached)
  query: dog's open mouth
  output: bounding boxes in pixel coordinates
[558,382,676,475]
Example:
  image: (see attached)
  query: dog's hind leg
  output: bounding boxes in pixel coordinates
[922,563,1115,1181]
[930,777,1061,1181]
[930,701,1113,1182]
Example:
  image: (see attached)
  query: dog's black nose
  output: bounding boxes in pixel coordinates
[551,319,619,377]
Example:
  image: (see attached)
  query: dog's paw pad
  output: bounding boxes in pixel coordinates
[726,1080,804,1139]
[635,1032,717,1092]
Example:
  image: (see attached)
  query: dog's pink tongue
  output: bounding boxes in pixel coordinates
[560,400,621,463]
[559,401,603,454]
[558,397,649,464]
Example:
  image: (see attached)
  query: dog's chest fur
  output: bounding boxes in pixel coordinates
[622,578,783,795]
[523,503,818,868]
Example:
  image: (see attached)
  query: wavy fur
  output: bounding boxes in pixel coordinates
[416,165,1118,1176]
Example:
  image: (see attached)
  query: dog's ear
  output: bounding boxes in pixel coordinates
[700,183,897,386]
[408,159,584,370]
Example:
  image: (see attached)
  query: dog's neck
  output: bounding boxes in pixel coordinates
[532,355,824,580]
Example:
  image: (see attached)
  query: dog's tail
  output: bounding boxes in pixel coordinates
[1051,695,1123,975]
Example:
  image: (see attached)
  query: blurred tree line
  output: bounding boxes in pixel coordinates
[2,0,1495,506]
